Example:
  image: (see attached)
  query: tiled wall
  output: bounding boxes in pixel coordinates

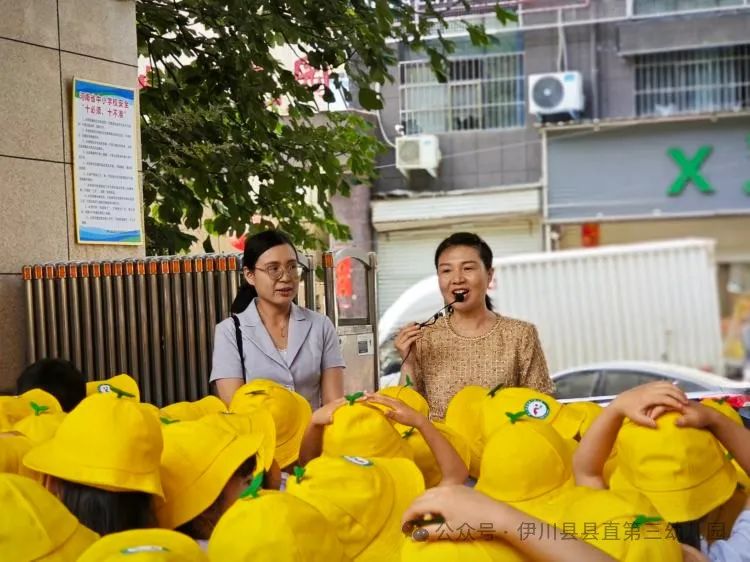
[0,0,143,389]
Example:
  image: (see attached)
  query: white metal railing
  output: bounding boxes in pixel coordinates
[399,52,525,134]
[635,45,750,117]
[629,0,749,17]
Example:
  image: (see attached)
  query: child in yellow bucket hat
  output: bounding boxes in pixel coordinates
[155,417,268,539]
[23,393,164,535]
[400,485,618,562]
[444,385,488,478]
[86,373,141,401]
[286,454,425,562]
[0,472,99,560]
[209,489,350,562]
[0,432,41,480]
[400,419,471,488]
[475,417,577,525]
[375,378,429,432]
[16,358,87,412]
[78,529,208,562]
[159,395,226,422]
[229,379,311,470]
[0,388,63,431]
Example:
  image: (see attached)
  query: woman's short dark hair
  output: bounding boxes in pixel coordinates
[231,230,298,314]
[56,479,155,535]
[176,456,258,540]
[16,359,86,412]
[434,232,494,312]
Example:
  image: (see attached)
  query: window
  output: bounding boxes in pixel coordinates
[635,45,750,117]
[633,0,744,16]
[554,371,600,400]
[399,47,525,134]
[598,371,662,396]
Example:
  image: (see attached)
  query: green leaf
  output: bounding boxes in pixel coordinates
[345,391,365,405]
[487,383,503,398]
[631,515,663,529]
[30,402,49,416]
[358,88,383,111]
[160,416,180,425]
[405,375,413,388]
[293,465,306,483]
[495,7,519,25]
[239,472,264,499]
[505,410,527,424]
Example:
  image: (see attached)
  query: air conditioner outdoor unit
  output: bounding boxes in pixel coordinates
[528,71,584,119]
[396,134,441,178]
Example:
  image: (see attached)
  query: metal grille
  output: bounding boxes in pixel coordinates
[399,52,525,134]
[632,0,746,16]
[635,45,750,117]
[22,255,315,406]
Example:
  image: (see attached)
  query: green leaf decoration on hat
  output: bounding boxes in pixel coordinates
[29,402,49,417]
[345,391,365,405]
[726,452,735,461]
[401,427,416,439]
[239,472,264,499]
[160,417,180,425]
[245,390,268,396]
[505,410,527,424]
[631,515,663,529]
[293,465,306,483]
[404,375,413,388]
[715,397,727,405]
[488,383,503,398]
[108,385,135,399]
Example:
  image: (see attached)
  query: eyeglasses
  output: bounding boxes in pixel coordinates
[254,263,304,281]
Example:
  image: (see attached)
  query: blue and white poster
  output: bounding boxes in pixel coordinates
[72,78,142,245]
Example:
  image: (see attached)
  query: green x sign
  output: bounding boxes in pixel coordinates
[667,146,715,196]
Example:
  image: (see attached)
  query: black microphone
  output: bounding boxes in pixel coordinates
[402,293,466,367]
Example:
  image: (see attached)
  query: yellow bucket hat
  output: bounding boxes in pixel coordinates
[322,401,414,460]
[199,410,277,473]
[0,472,99,561]
[444,385,488,478]
[24,393,164,497]
[286,455,425,562]
[609,412,737,523]
[155,418,265,529]
[229,379,311,469]
[159,395,226,422]
[12,410,66,445]
[0,389,63,430]
[86,374,141,401]
[0,432,40,480]
[401,420,471,488]
[208,489,350,562]
[562,400,603,437]
[78,529,208,562]
[702,397,750,489]
[482,387,585,442]
[401,537,524,562]
[375,383,429,434]
[557,486,682,562]
[475,419,576,524]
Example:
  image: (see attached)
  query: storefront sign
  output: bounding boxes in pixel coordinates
[72,78,142,245]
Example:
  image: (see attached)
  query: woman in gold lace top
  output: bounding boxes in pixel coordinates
[396,233,554,419]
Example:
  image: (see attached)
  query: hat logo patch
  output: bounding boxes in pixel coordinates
[343,455,373,467]
[98,384,112,393]
[524,399,550,420]
[121,546,170,554]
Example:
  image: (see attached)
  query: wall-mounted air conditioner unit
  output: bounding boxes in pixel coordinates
[528,71,584,119]
[396,134,441,178]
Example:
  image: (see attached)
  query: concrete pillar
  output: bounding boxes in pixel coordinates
[0,0,144,390]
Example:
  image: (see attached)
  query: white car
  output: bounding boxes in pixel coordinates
[553,361,750,403]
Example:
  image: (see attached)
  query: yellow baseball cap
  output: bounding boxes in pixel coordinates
[229,379,311,469]
[609,412,737,523]
[0,389,62,430]
[0,432,40,480]
[401,537,524,562]
[159,395,226,421]
[0,472,99,561]
[24,393,164,497]
[78,529,208,562]
[482,387,584,442]
[562,400,603,437]
[475,419,576,524]
[557,486,682,562]
[209,489,350,562]
[444,386,488,478]
[155,418,265,529]
[322,402,414,461]
[401,420,471,488]
[200,410,277,473]
[286,455,425,562]
[375,384,429,434]
[702,398,750,489]
[86,373,141,401]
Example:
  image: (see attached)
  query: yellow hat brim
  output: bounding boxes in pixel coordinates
[77,529,208,562]
[274,391,312,469]
[40,522,100,561]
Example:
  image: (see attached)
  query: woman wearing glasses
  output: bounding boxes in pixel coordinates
[210,230,345,408]
[395,232,553,419]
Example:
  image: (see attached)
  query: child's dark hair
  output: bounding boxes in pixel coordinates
[672,519,702,550]
[176,456,258,540]
[16,358,86,412]
[230,231,298,314]
[56,479,155,535]
[434,232,494,312]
